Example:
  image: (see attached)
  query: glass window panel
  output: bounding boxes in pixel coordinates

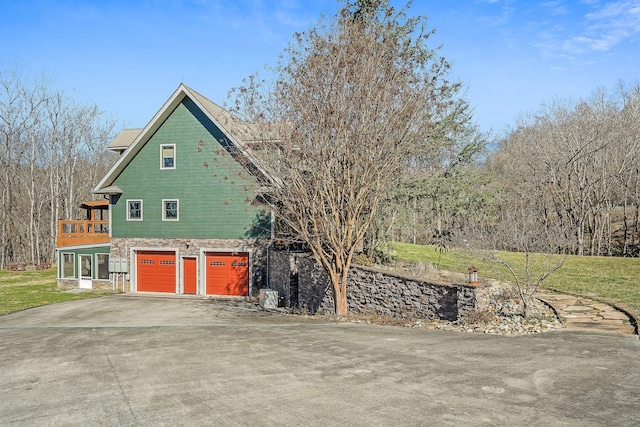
[96,254,110,280]
[62,253,75,278]
[162,145,175,168]
[128,200,142,219]
[164,200,178,220]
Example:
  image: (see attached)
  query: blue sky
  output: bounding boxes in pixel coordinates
[1,0,639,136]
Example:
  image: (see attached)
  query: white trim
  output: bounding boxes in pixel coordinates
[95,253,110,280]
[162,199,179,221]
[126,199,143,221]
[130,247,179,293]
[184,85,279,186]
[59,252,76,279]
[78,254,93,289]
[160,143,176,170]
[93,83,277,195]
[93,86,188,193]
[108,196,113,237]
[200,248,252,296]
[55,243,111,251]
[181,256,198,295]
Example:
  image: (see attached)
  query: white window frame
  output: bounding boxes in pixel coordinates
[126,199,143,221]
[162,199,179,221]
[61,252,75,279]
[95,253,110,280]
[160,144,176,170]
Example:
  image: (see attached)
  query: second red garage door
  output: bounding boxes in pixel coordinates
[205,252,249,296]
[137,251,176,293]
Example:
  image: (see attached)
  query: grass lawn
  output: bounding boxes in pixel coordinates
[392,242,640,319]
[0,268,104,316]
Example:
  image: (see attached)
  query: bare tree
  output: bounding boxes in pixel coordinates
[0,70,49,267]
[0,67,116,267]
[482,190,568,317]
[486,84,640,257]
[231,0,467,314]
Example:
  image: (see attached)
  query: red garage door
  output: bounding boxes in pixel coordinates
[205,252,249,296]
[137,251,176,293]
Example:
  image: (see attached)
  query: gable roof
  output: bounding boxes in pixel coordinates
[93,84,277,194]
[108,128,142,151]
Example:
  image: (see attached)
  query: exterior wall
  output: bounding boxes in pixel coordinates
[269,251,478,321]
[57,278,114,291]
[111,237,267,296]
[57,245,111,280]
[110,97,270,240]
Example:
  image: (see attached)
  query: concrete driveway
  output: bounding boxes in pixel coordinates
[0,295,639,426]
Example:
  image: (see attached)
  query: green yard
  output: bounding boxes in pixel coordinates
[392,242,640,318]
[0,268,103,316]
[3,246,639,320]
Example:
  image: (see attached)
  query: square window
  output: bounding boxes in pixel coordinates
[163,199,179,221]
[127,200,143,221]
[161,144,175,169]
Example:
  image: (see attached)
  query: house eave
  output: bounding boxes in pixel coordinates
[93,185,123,195]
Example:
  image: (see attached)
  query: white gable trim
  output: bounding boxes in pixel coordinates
[93,85,188,194]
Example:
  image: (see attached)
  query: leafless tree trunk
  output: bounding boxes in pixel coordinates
[230,0,470,314]
[0,68,116,267]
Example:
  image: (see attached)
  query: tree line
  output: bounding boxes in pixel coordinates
[486,85,640,256]
[0,69,116,268]
[2,1,638,292]
[376,83,640,258]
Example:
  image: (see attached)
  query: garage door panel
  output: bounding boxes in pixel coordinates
[205,252,249,296]
[137,251,176,293]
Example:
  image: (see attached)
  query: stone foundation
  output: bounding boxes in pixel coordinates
[110,237,268,295]
[268,250,478,322]
[57,279,114,291]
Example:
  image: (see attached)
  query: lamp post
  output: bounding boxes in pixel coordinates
[468,266,479,285]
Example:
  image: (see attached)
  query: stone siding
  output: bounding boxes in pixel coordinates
[57,279,113,291]
[111,237,267,295]
[268,250,478,322]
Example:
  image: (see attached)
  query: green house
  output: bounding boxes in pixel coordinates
[56,84,274,296]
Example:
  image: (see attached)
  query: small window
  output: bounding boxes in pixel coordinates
[161,144,175,169]
[127,199,143,221]
[163,199,179,221]
[61,253,75,278]
[96,254,110,280]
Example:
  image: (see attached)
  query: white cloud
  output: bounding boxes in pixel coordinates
[564,0,640,52]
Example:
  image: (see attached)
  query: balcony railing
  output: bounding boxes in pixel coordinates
[56,220,110,247]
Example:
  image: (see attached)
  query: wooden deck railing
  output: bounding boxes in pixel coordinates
[56,220,110,247]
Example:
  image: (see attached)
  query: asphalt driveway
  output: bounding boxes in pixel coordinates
[0,295,639,426]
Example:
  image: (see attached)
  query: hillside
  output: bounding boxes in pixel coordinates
[392,242,640,319]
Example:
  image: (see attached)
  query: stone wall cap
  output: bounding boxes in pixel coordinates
[352,264,478,290]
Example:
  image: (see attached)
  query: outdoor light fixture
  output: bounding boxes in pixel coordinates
[468,266,479,285]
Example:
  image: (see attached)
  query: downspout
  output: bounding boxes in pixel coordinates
[267,209,275,289]
[266,247,270,289]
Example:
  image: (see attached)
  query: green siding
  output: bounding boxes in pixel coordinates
[58,245,110,279]
[111,98,269,239]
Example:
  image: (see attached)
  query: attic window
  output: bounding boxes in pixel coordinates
[161,144,175,169]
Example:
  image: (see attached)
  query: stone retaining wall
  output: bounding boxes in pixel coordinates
[268,251,478,321]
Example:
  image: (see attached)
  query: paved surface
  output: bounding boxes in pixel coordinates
[1,295,639,426]
[537,293,636,335]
